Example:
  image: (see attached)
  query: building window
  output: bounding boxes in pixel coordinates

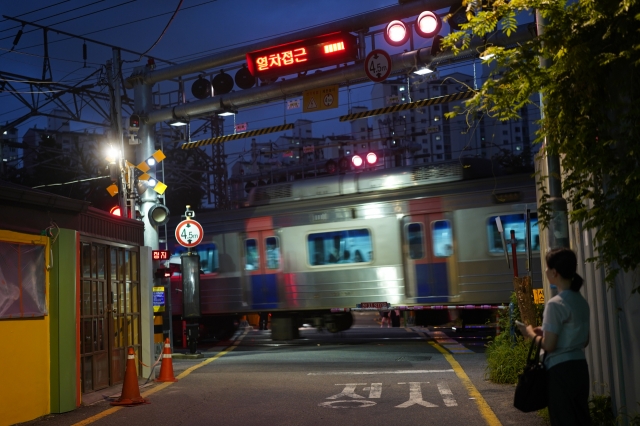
[503,140,509,145]
[436,154,443,159]
[0,241,46,318]
[515,127,521,132]
[503,130,508,135]
[421,119,427,124]
[436,144,442,150]
[515,137,522,142]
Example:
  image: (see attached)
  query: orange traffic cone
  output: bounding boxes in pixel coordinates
[155,338,178,382]
[110,347,149,406]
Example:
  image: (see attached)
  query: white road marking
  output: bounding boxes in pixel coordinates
[308,369,454,376]
[326,383,367,400]
[367,383,382,398]
[437,382,458,407]
[318,400,377,408]
[395,382,438,408]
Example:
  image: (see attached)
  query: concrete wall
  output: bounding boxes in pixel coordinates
[0,230,51,426]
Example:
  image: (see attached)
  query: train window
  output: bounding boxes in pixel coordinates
[307,229,372,266]
[245,239,259,271]
[199,244,219,274]
[265,236,280,270]
[406,223,424,259]
[432,220,453,257]
[169,243,218,274]
[487,213,540,253]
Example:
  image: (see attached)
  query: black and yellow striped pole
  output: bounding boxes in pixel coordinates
[181,123,294,149]
[339,91,475,122]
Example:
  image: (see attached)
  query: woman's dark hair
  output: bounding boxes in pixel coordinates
[545,247,584,291]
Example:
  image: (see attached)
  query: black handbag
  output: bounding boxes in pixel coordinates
[514,338,548,412]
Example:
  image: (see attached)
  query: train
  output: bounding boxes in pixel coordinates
[167,158,542,341]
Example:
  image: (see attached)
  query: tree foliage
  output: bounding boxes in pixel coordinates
[441,0,640,290]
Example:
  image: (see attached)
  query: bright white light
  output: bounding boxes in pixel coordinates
[414,67,434,75]
[218,111,235,116]
[480,52,495,60]
[351,155,363,168]
[148,178,157,187]
[106,145,121,163]
[399,87,405,92]
[170,121,187,126]
[146,158,156,166]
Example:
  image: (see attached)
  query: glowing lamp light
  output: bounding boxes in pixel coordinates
[366,152,378,165]
[351,154,364,168]
[384,20,409,46]
[415,11,442,38]
[146,158,156,166]
[110,206,122,216]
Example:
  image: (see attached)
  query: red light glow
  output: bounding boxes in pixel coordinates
[246,32,357,79]
[366,152,378,165]
[110,206,122,216]
[415,11,442,38]
[323,41,345,54]
[352,155,364,168]
[255,48,308,73]
[385,20,408,45]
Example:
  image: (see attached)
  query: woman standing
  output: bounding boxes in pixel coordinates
[517,247,591,426]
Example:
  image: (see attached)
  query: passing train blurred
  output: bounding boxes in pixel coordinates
[167,159,541,339]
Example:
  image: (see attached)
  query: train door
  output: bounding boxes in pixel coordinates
[402,214,453,303]
[243,230,280,310]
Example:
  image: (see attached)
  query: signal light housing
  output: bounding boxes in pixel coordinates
[384,20,409,46]
[148,204,170,226]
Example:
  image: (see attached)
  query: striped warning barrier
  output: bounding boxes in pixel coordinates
[338,91,475,122]
[181,123,294,149]
[332,304,506,312]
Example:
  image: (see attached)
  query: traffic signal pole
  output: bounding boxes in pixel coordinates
[133,72,160,250]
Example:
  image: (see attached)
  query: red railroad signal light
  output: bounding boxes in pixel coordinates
[110,206,122,216]
[415,11,442,38]
[366,152,378,165]
[384,20,409,46]
[352,152,378,169]
[384,11,442,47]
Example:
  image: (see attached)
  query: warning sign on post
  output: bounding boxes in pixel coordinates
[303,85,339,113]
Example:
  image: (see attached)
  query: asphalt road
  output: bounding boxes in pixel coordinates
[18,314,546,426]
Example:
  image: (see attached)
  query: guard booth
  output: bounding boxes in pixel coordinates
[0,181,150,425]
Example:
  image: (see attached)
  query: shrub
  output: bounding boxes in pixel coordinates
[485,293,530,384]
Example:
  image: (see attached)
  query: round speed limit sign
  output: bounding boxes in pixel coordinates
[175,219,204,248]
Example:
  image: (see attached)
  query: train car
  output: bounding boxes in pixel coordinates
[168,159,541,340]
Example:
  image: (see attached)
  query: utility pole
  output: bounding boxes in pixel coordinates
[106,50,129,218]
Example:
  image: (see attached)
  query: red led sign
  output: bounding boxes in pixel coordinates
[152,250,170,261]
[246,32,358,80]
